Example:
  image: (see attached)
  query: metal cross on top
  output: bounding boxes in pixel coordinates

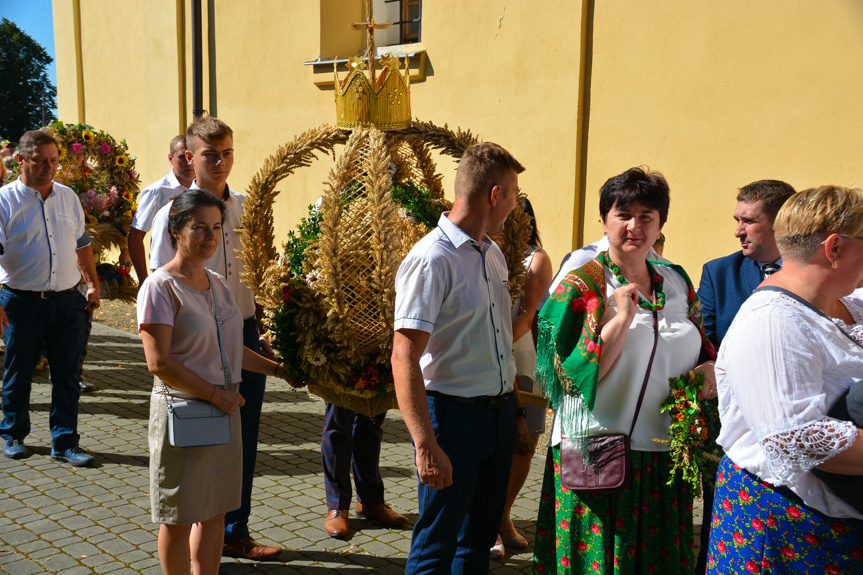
[351,0,393,85]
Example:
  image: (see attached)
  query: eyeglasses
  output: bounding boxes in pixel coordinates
[821,234,863,245]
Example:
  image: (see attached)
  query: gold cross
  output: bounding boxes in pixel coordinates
[350,0,392,85]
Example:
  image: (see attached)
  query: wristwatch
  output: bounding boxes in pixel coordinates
[515,406,528,418]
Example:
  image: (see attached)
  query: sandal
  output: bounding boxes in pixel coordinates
[490,535,505,559]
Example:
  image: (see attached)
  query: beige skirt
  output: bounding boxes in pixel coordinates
[148,387,242,524]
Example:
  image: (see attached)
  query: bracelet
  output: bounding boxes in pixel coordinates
[273,363,282,378]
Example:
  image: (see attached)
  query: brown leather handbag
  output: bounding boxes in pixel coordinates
[561,309,659,493]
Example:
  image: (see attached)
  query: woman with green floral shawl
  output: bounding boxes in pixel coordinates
[532,167,716,575]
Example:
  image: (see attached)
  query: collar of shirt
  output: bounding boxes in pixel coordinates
[165,170,187,190]
[437,212,493,254]
[191,180,231,201]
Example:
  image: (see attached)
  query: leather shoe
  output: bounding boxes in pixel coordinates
[79,378,96,393]
[356,502,408,527]
[3,438,30,459]
[324,509,349,538]
[222,537,283,561]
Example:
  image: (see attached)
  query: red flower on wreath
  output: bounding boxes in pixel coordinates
[281,284,295,302]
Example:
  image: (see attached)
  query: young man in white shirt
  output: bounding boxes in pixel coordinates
[392,142,529,574]
[127,135,194,283]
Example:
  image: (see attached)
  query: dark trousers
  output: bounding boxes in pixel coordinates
[0,288,87,452]
[405,393,516,575]
[321,402,386,510]
[224,318,267,542]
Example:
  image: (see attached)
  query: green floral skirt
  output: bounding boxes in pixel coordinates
[533,445,695,574]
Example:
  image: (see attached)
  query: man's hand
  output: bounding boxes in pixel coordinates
[0,304,8,338]
[416,442,453,490]
[513,415,533,455]
[84,284,100,312]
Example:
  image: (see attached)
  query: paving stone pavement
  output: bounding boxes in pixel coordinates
[0,323,550,574]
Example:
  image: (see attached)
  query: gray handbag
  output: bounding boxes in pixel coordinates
[165,275,232,448]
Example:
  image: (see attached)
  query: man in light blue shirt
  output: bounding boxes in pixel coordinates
[0,129,100,466]
[393,142,527,574]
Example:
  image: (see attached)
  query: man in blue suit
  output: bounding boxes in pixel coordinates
[699,180,796,349]
[695,179,795,574]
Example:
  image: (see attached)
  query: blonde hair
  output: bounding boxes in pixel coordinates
[774,186,863,261]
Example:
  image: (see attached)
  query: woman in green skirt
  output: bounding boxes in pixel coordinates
[532,167,716,574]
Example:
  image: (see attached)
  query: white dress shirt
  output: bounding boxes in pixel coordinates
[130,170,186,233]
[716,289,863,519]
[148,182,256,320]
[0,177,89,291]
[394,213,516,397]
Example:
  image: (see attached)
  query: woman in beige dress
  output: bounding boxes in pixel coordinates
[137,189,298,575]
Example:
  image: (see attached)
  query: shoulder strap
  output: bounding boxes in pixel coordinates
[629,309,659,437]
[209,273,232,387]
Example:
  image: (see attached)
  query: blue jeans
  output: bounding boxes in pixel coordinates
[224,318,267,542]
[0,288,87,452]
[321,403,386,510]
[405,393,516,575]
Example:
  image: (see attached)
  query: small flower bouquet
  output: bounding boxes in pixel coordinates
[657,370,721,495]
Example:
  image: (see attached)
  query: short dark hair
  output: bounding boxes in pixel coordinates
[169,135,187,156]
[737,180,796,222]
[454,142,524,203]
[599,167,670,225]
[186,116,233,153]
[167,189,225,248]
[17,130,59,160]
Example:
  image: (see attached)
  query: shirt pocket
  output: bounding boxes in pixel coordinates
[51,214,82,246]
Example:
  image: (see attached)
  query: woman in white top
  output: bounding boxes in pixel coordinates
[490,198,553,557]
[138,190,298,575]
[533,167,717,574]
[708,186,863,574]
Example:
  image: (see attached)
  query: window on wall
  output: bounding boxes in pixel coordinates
[374,0,421,47]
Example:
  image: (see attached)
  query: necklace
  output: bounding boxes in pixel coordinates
[597,251,666,312]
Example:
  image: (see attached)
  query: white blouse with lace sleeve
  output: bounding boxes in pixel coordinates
[715,290,863,519]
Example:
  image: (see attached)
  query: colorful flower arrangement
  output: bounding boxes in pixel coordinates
[657,370,722,495]
[267,180,445,397]
[48,121,140,224]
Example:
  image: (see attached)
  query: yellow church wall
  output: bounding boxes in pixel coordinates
[583,0,863,282]
[51,1,863,284]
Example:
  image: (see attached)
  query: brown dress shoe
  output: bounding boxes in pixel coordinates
[325,509,350,538]
[356,502,408,527]
[222,537,283,561]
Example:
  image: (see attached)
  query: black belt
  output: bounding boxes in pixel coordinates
[427,390,512,409]
[3,286,77,299]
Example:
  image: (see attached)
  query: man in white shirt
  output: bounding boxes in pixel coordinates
[392,142,528,574]
[148,116,282,561]
[127,135,193,283]
[0,129,100,466]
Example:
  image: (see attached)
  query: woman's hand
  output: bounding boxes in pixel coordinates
[613,283,640,321]
[695,361,717,400]
[212,387,246,416]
